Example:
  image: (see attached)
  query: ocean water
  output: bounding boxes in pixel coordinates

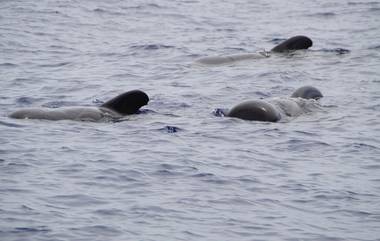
[1,0,380,240]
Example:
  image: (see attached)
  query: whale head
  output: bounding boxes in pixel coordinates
[227,100,280,122]
[291,86,323,100]
[101,90,149,115]
[271,35,313,53]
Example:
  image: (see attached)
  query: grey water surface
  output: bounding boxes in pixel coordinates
[1,0,380,240]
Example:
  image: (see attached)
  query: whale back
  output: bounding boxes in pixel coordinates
[101,90,149,115]
[9,107,104,121]
[271,35,313,53]
[228,100,280,122]
[291,86,323,100]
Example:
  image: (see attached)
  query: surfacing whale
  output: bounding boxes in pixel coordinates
[228,100,281,122]
[270,35,313,53]
[290,85,323,100]
[225,86,323,122]
[9,90,149,121]
[194,35,313,65]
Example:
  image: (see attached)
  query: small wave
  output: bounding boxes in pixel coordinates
[131,205,184,215]
[141,3,162,8]
[38,62,71,68]
[368,45,380,50]
[348,1,380,5]
[152,169,182,177]
[363,103,380,110]
[309,12,336,17]
[293,130,319,136]
[197,175,230,185]
[182,230,205,238]
[94,174,137,182]
[0,62,17,67]
[93,8,124,16]
[235,176,261,184]
[286,139,330,151]
[20,205,35,211]
[16,97,43,105]
[6,162,31,168]
[216,28,237,33]
[94,208,125,216]
[223,47,246,51]
[110,72,141,78]
[191,172,215,178]
[130,44,175,50]
[121,3,162,10]
[158,163,197,172]
[70,225,122,236]
[178,102,192,108]
[322,209,373,217]
[313,193,358,201]
[49,45,77,51]
[159,125,181,133]
[10,226,50,234]
[362,164,380,170]
[0,188,33,193]
[12,77,30,82]
[314,48,351,54]
[56,164,86,175]
[48,194,107,206]
[349,142,379,150]
[93,8,106,13]
[0,120,25,128]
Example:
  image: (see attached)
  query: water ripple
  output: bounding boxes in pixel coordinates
[45,194,108,207]
[130,44,175,50]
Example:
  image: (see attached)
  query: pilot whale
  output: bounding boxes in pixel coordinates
[195,35,313,65]
[270,35,312,53]
[9,90,149,121]
[226,86,323,122]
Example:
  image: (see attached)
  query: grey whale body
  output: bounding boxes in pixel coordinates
[228,100,280,122]
[195,35,313,65]
[9,106,113,121]
[195,52,269,65]
[9,90,149,121]
[226,86,323,122]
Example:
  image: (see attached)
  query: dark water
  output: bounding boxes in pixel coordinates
[1,0,380,240]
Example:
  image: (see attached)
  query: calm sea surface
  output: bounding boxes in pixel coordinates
[1,0,380,240]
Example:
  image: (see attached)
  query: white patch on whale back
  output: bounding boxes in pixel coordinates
[194,52,269,65]
[270,97,322,121]
[9,107,121,121]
